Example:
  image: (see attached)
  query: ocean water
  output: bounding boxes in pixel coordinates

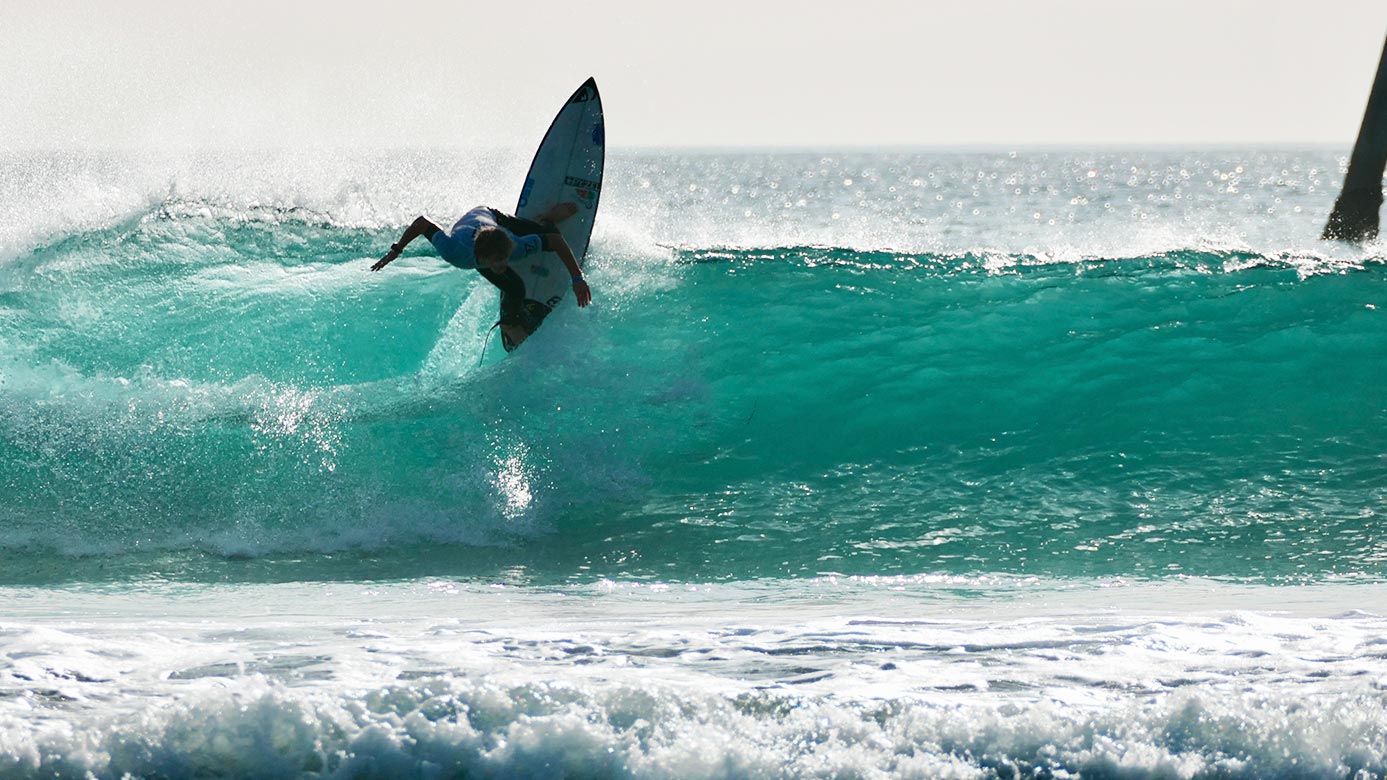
[1,147,1385,778]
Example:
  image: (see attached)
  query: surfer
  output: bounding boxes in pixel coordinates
[371,202,591,348]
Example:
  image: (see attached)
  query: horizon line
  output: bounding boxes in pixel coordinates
[0,141,1359,157]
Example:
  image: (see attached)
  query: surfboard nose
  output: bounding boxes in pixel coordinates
[570,77,599,105]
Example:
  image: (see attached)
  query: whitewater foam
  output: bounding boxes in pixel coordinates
[2,580,1386,779]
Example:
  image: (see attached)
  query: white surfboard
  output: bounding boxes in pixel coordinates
[505,77,604,339]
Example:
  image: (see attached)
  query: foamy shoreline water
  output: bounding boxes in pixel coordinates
[3,579,1386,778]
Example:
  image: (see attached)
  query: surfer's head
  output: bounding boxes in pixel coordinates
[474,228,514,270]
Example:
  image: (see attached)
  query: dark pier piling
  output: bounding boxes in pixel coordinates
[1323,34,1387,242]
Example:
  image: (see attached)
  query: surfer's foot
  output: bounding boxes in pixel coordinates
[538,202,578,225]
[501,323,530,348]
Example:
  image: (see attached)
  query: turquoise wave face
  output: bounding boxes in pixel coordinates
[2,204,1383,585]
[0,150,1384,585]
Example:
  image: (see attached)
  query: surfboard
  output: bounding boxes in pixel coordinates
[503,77,604,348]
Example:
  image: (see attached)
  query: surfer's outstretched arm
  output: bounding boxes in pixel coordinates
[543,233,591,307]
[372,216,441,271]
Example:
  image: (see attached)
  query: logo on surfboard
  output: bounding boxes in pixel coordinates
[563,176,600,191]
[564,176,600,210]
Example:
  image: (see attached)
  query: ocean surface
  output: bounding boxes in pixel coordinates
[1,147,1385,778]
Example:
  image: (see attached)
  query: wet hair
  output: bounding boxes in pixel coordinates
[473,227,513,263]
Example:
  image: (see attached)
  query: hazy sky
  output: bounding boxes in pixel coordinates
[3,0,1386,151]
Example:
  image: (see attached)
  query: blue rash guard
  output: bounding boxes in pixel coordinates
[427,206,545,270]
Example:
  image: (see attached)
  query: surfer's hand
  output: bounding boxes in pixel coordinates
[573,278,591,307]
[371,247,400,271]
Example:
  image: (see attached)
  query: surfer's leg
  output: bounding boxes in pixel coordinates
[476,265,526,299]
[489,208,565,237]
[479,266,529,349]
[477,264,529,328]
[477,265,545,350]
[536,202,577,225]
